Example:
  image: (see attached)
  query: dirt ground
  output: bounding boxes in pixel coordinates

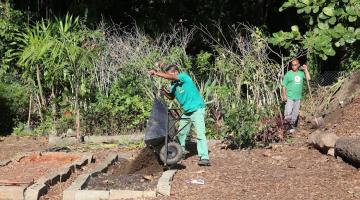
[40,148,139,200]
[323,96,360,137]
[87,147,163,191]
[0,152,80,183]
[158,95,360,200]
[160,137,360,200]
[1,96,360,199]
[0,135,48,161]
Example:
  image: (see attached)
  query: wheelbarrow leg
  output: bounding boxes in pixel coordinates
[164,116,169,167]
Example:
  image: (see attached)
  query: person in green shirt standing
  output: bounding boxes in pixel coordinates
[148,64,210,166]
[281,59,311,133]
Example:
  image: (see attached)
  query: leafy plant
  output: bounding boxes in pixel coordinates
[0,1,25,76]
[197,24,283,148]
[271,0,360,61]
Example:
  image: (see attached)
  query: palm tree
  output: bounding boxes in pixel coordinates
[16,20,54,120]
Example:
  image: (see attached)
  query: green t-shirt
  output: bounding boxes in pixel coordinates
[282,70,305,100]
[170,72,205,113]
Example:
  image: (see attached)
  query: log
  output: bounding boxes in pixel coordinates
[335,137,360,167]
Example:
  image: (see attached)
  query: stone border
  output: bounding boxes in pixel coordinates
[63,153,120,200]
[0,152,93,200]
[64,153,178,200]
[156,169,177,196]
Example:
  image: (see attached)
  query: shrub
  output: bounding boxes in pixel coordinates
[0,81,29,135]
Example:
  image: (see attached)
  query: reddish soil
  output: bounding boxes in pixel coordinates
[323,96,360,137]
[86,147,163,191]
[0,135,47,161]
[0,152,80,183]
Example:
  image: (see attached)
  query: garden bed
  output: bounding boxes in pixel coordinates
[0,152,80,184]
[86,148,163,191]
[64,148,177,200]
[0,152,93,200]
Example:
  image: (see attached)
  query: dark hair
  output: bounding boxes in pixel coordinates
[164,64,179,72]
[291,58,299,63]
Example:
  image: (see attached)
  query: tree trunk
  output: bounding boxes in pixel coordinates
[51,84,56,119]
[36,64,46,107]
[27,93,32,127]
[50,84,57,135]
[35,93,43,121]
[75,82,81,140]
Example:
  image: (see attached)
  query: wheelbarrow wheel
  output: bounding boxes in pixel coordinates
[160,142,183,165]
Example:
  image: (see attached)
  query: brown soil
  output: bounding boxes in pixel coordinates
[323,96,360,137]
[324,70,360,115]
[159,136,360,200]
[0,152,80,183]
[40,148,139,200]
[86,147,163,191]
[0,135,47,161]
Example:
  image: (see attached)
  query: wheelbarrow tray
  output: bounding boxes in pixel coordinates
[144,98,169,146]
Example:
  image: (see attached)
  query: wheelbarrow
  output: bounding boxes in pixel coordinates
[144,78,191,166]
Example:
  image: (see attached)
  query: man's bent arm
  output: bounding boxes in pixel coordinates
[154,71,179,81]
[282,87,287,100]
[304,69,311,81]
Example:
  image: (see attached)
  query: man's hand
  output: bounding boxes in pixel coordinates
[154,62,163,68]
[301,64,311,80]
[160,88,168,96]
[148,70,157,76]
[160,87,174,100]
[301,64,308,71]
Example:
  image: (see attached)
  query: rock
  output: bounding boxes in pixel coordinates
[262,151,271,157]
[311,117,325,129]
[307,130,339,153]
[66,129,76,137]
[335,137,360,167]
[327,148,335,156]
[143,175,154,181]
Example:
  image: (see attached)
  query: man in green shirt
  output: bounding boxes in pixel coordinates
[148,64,210,166]
[282,59,311,133]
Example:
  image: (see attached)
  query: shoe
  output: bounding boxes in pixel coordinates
[289,128,296,134]
[182,150,190,159]
[198,159,211,166]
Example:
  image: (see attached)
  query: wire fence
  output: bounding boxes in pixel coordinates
[312,71,347,87]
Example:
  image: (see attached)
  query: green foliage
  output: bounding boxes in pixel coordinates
[271,0,360,60]
[1,3,287,147]
[195,51,212,76]
[222,103,265,148]
[84,77,152,135]
[0,81,29,135]
[342,42,360,71]
[0,1,25,76]
[197,26,282,148]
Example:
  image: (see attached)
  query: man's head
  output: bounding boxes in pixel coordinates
[291,59,300,71]
[164,64,179,75]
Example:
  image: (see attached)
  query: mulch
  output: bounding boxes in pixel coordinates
[159,137,360,200]
[323,96,360,137]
